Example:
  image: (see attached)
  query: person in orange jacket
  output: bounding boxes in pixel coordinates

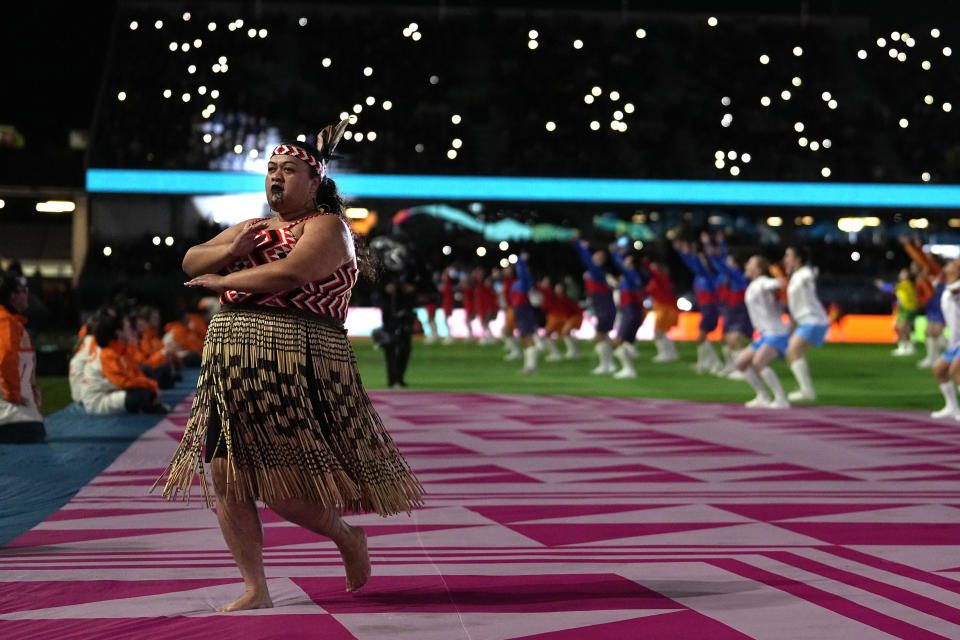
[83,312,168,414]
[163,310,204,367]
[132,306,178,388]
[0,272,44,443]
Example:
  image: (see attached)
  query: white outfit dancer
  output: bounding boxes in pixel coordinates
[931,273,960,419]
[786,265,830,402]
[738,271,791,409]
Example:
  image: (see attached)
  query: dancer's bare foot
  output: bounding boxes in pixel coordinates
[338,526,370,593]
[216,588,273,612]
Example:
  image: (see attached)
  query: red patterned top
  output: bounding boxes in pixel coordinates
[219,211,358,320]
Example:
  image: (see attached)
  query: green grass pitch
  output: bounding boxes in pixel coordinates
[35,339,943,416]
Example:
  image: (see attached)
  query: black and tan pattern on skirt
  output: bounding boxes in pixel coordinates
[155,305,424,516]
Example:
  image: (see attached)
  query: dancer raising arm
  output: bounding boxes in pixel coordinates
[574,238,617,374]
[705,233,753,378]
[608,241,648,378]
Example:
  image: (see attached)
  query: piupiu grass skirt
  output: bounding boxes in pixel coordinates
[155,304,424,516]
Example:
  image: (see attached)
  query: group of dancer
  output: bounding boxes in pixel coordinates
[419,232,833,409]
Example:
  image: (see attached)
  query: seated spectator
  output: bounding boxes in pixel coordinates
[68,309,110,404]
[83,312,169,414]
[131,306,177,388]
[0,272,45,443]
[163,310,203,367]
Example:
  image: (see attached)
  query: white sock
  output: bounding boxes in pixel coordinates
[505,336,520,354]
[563,335,579,357]
[599,340,614,367]
[743,367,770,400]
[939,381,958,411]
[722,345,734,366]
[702,341,722,369]
[546,338,562,356]
[760,367,788,403]
[523,345,538,371]
[926,337,941,360]
[789,358,814,395]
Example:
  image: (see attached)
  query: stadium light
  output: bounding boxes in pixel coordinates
[742,153,751,163]
[793,46,803,56]
[610,91,620,101]
[707,17,718,27]
[730,166,741,176]
[837,217,864,232]
[857,49,867,59]
[636,28,646,39]
[165,236,174,246]
[759,54,769,64]
[766,216,782,226]
[452,114,462,124]
[36,201,76,213]
[476,246,487,257]
[152,236,161,245]
[584,95,594,104]
[810,141,820,151]
[922,172,932,182]
[499,241,509,250]
[781,90,792,100]
[760,96,771,107]
[851,251,861,262]
[103,246,112,256]
[130,21,138,30]
[792,76,802,86]
[546,121,556,131]
[573,39,583,49]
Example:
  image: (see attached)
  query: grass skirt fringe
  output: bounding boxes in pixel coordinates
[154,304,424,516]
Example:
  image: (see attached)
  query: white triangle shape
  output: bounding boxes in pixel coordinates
[0,578,324,619]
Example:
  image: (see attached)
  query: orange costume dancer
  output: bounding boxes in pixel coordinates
[643,258,679,362]
[547,282,583,360]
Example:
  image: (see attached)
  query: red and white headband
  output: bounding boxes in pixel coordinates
[271,144,325,178]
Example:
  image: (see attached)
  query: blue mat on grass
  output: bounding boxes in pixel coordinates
[0,372,198,547]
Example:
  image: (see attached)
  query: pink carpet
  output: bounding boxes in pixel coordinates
[2,391,960,639]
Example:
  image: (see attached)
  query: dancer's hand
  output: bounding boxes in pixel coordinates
[185,274,229,293]
[229,220,268,258]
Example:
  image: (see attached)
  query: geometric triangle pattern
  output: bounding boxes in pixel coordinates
[3,390,960,638]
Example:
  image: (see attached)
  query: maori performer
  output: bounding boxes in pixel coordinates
[155,120,424,611]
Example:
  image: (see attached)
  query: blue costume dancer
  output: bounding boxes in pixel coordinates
[609,244,648,378]
[575,240,617,374]
[707,239,753,377]
[676,241,724,374]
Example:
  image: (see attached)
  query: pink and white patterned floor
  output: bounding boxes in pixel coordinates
[3,391,960,639]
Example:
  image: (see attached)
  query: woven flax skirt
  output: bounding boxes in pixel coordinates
[156,304,424,516]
